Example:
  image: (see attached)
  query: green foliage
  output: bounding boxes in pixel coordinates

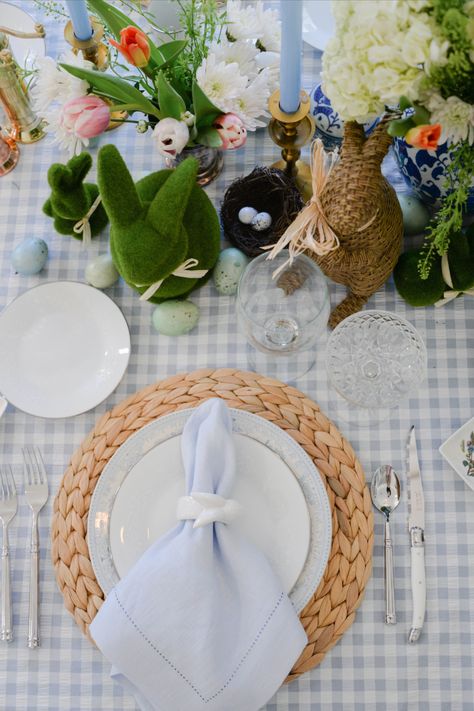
[59,63,161,117]
[192,80,221,129]
[429,52,474,103]
[156,72,186,120]
[170,0,226,97]
[432,0,465,23]
[418,142,474,278]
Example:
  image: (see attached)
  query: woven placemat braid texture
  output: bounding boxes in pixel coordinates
[51,369,373,681]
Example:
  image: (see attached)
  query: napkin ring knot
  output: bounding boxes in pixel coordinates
[176,492,242,528]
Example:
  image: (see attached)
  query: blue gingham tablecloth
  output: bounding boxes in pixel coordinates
[0,3,473,710]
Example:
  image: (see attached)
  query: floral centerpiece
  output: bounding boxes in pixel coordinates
[33,0,280,164]
[322,0,474,278]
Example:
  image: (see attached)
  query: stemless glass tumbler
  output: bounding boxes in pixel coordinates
[237,253,330,381]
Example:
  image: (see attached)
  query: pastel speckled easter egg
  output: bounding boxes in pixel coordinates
[12,238,48,275]
[238,206,258,224]
[85,254,120,289]
[213,247,250,295]
[397,194,431,236]
[152,300,199,336]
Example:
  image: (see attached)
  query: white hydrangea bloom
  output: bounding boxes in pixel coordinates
[426,94,474,145]
[322,0,443,122]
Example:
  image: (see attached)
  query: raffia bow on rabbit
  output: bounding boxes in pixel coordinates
[267,118,403,328]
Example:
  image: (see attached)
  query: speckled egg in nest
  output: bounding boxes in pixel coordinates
[220,167,304,257]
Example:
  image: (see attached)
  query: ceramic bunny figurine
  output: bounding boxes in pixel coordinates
[43,152,108,239]
[97,144,220,302]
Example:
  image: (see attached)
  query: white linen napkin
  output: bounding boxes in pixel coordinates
[90,398,307,711]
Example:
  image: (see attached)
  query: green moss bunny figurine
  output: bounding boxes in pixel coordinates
[97,144,221,302]
[394,224,474,307]
[43,152,108,240]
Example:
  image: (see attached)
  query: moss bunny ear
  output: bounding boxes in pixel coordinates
[97,144,142,227]
[47,163,73,192]
[68,152,92,184]
[146,157,198,239]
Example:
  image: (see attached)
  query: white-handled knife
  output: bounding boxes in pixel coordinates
[407,426,426,643]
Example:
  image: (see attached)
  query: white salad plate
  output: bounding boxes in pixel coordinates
[89,408,333,613]
[302,0,335,51]
[0,281,130,418]
[0,1,46,69]
[439,416,474,492]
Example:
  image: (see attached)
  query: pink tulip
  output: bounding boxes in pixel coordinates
[61,95,110,139]
[213,113,247,150]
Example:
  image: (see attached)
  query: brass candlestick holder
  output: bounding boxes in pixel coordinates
[268,89,315,202]
[64,17,109,71]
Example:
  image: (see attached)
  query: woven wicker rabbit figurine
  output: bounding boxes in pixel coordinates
[314,119,403,328]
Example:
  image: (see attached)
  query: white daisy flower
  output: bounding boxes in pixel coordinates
[42,107,90,157]
[208,37,259,80]
[255,2,281,51]
[427,94,474,145]
[32,50,91,115]
[225,0,262,42]
[196,53,247,113]
[228,70,271,131]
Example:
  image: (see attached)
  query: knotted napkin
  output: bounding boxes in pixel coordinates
[90,398,307,711]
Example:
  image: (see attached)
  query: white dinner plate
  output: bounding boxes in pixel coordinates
[0,1,46,70]
[89,408,332,613]
[302,0,335,51]
[0,281,130,418]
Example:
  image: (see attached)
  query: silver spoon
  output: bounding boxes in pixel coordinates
[371,465,401,624]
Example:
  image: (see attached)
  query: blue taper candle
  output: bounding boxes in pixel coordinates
[279,0,302,113]
[65,0,93,41]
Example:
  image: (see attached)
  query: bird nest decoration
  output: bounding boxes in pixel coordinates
[220,167,304,257]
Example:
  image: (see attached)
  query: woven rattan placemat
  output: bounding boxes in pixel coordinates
[51,368,373,681]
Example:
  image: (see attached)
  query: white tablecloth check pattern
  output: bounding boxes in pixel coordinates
[0,4,473,710]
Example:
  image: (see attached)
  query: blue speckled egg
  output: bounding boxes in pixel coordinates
[213,247,250,295]
[12,238,48,275]
[152,300,199,336]
[251,211,272,231]
[238,206,258,224]
[85,254,119,289]
[397,194,431,236]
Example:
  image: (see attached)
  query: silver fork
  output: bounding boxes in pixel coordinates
[0,466,17,642]
[23,447,48,649]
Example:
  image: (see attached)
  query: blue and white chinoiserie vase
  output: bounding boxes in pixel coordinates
[309,82,379,151]
[393,137,474,213]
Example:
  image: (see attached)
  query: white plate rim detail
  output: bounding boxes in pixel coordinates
[88,407,333,614]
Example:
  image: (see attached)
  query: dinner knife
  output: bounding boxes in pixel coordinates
[407,426,426,643]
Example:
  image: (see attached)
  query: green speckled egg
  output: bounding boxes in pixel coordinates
[152,300,199,336]
[213,247,250,295]
[397,194,431,236]
[85,254,119,289]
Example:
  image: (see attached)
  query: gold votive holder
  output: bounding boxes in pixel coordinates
[268,89,315,202]
[64,17,109,71]
[0,50,45,144]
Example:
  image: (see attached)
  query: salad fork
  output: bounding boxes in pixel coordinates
[0,465,17,642]
[23,447,48,649]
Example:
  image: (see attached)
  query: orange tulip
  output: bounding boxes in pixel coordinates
[405,123,442,150]
[110,26,151,68]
